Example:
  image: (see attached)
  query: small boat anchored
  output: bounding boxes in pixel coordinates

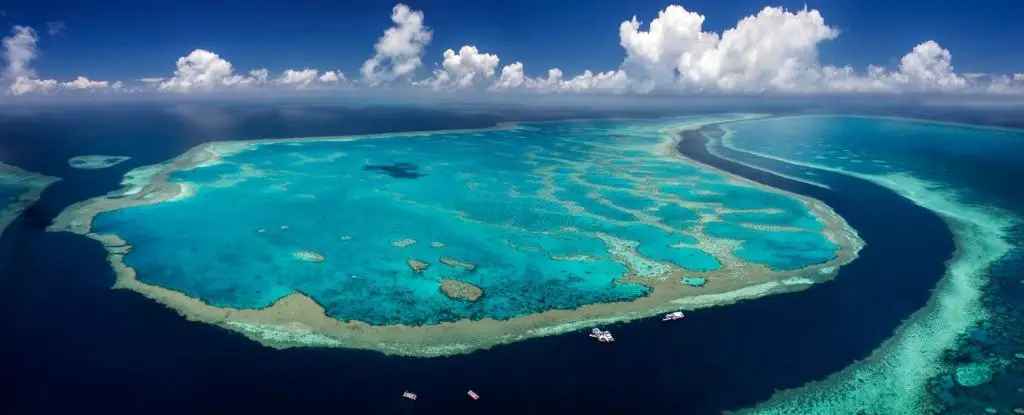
[589,327,615,343]
[663,311,685,321]
[467,390,480,400]
[402,391,418,401]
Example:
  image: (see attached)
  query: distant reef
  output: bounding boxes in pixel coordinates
[1,162,60,237]
[69,155,131,169]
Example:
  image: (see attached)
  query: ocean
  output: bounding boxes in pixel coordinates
[1,100,1020,414]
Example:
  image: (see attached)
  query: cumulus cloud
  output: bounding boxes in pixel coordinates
[157,49,270,92]
[889,41,966,89]
[4,3,1021,97]
[421,45,499,90]
[487,4,998,95]
[277,68,318,88]
[361,3,432,85]
[319,70,345,83]
[158,49,238,91]
[2,25,115,95]
[8,76,57,95]
[148,49,344,92]
[62,76,108,89]
[489,62,633,93]
[491,61,526,90]
[3,25,39,80]
[817,41,968,93]
[617,5,839,92]
[985,72,1024,94]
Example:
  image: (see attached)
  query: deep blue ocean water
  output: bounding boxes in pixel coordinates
[1,101,1020,414]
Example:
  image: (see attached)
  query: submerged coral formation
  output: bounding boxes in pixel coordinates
[406,259,429,274]
[439,279,483,301]
[440,256,477,272]
[291,250,324,262]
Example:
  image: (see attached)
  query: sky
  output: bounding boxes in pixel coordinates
[1,0,1022,97]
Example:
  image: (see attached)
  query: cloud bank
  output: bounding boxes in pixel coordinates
[2,26,113,95]
[2,3,1022,96]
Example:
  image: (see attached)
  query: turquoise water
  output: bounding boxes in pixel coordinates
[92,116,841,325]
[0,185,21,206]
[682,277,707,287]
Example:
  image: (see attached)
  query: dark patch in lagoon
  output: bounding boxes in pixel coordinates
[362,162,425,179]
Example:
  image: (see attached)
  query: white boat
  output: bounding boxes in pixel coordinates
[589,327,615,343]
[402,391,418,400]
[663,311,685,321]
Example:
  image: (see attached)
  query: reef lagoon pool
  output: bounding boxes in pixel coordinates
[50,113,860,356]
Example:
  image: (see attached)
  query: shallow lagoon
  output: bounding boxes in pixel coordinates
[91,116,843,325]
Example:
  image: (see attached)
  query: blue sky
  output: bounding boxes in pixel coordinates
[2,0,1020,81]
[1,0,1022,96]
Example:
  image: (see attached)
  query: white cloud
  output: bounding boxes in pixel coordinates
[489,62,632,93]
[524,67,632,92]
[361,3,432,85]
[248,68,269,85]
[8,76,57,95]
[3,25,39,80]
[277,68,318,88]
[985,72,1024,94]
[487,5,995,95]
[319,70,345,83]
[618,5,839,92]
[47,22,66,36]
[3,4,1021,97]
[492,61,526,90]
[890,40,966,90]
[422,45,500,90]
[2,25,115,96]
[62,76,108,89]
[816,41,967,93]
[157,49,268,92]
[274,68,347,88]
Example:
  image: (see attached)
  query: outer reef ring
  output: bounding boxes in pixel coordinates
[48,116,863,357]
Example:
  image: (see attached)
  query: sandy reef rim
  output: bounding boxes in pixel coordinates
[47,114,864,357]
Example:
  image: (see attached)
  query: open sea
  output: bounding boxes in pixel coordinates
[1,100,1021,414]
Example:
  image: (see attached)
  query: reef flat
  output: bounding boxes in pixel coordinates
[68,155,131,170]
[49,114,863,357]
[1,162,60,237]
